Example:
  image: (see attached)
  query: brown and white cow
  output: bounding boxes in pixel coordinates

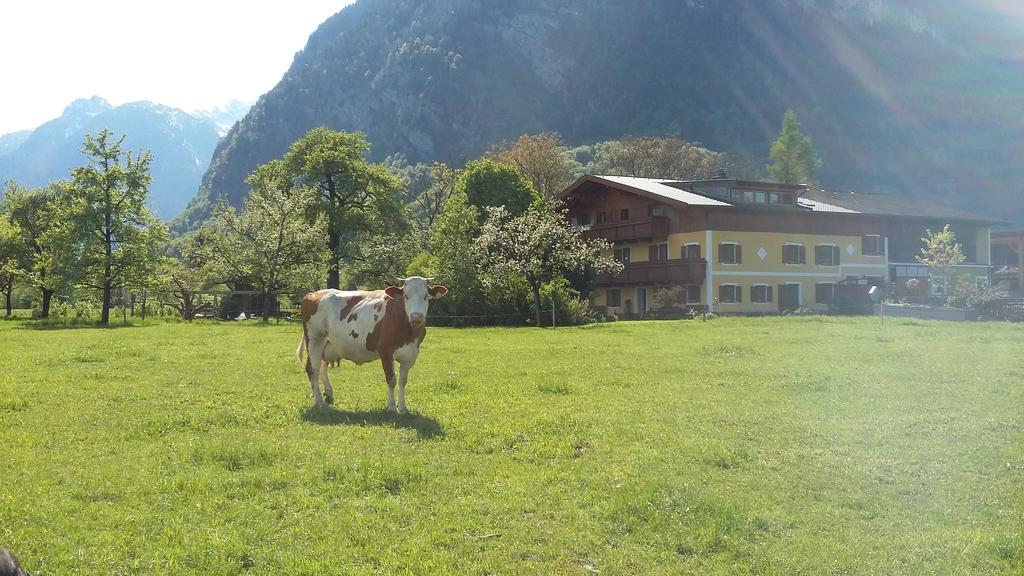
[296,276,448,411]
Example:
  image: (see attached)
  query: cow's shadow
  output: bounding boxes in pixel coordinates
[301,406,445,440]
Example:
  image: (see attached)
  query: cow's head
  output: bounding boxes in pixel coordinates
[385,276,448,327]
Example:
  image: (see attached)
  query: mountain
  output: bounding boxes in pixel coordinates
[0,97,222,220]
[0,130,31,157]
[177,0,1024,231]
[195,100,253,137]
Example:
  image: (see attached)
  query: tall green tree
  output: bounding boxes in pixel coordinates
[917,224,965,298]
[69,130,166,325]
[767,110,822,186]
[0,207,23,316]
[458,159,537,216]
[429,190,483,321]
[3,182,72,317]
[583,136,724,180]
[412,162,460,233]
[474,202,621,327]
[487,133,577,201]
[201,160,327,322]
[283,127,408,289]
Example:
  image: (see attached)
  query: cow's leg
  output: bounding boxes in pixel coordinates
[381,354,397,413]
[396,362,413,414]
[320,360,334,405]
[306,336,326,407]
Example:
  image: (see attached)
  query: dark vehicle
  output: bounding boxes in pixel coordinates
[829,276,882,315]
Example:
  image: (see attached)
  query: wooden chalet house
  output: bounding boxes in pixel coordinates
[559,175,1000,316]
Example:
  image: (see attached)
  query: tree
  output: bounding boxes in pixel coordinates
[487,133,577,201]
[458,159,537,216]
[0,210,23,316]
[917,224,965,299]
[67,130,166,324]
[412,162,460,233]
[767,110,822,186]
[283,128,409,289]
[474,202,621,327]
[429,190,483,322]
[155,256,205,321]
[201,160,326,322]
[582,136,724,180]
[3,182,72,318]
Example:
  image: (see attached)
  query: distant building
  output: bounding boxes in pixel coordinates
[992,230,1024,296]
[559,175,999,316]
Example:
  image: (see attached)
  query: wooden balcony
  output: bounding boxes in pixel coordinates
[596,258,707,286]
[582,216,669,243]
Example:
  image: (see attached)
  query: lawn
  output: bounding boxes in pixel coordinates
[0,316,1022,575]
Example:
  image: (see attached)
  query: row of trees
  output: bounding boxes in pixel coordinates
[2,110,816,326]
[1,130,165,324]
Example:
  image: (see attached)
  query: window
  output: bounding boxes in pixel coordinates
[754,191,766,203]
[647,204,658,217]
[815,244,840,266]
[751,284,773,304]
[579,213,591,226]
[862,235,881,256]
[685,285,701,304]
[718,284,741,304]
[596,211,606,224]
[718,243,741,264]
[930,276,947,297]
[683,243,701,260]
[607,289,621,307]
[620,208,629,221]
[892,265,929,278]
[782,244,806,265]
[768,192,780,204]
[655,241,671,260]
[815,283,835,304]
[613,247,631,263]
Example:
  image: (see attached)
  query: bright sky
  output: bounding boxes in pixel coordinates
[0,1,356,134]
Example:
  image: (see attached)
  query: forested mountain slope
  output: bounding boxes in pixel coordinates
[178,0,1024,229]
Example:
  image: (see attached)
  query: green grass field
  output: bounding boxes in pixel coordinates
[1,316,1022,575]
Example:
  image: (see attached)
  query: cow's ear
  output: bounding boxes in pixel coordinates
[385,286,403,299]
[428,285,448,299]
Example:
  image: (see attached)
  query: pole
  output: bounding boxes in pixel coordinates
[551,291,556,329]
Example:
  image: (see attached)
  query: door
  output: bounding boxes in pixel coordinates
[635,288,648,315]
[778,283,800,312]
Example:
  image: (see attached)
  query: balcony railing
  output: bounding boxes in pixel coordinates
[582,216,669,243]
[596,258,707,286]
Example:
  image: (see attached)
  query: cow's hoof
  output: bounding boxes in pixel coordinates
[325,394,333,405]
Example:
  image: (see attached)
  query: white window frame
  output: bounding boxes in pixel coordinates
[863,234,882,257]
[782,242,804,266]
[719,242,739,265]
[656,242,669,261]
[684,284,701,305]
[815,243,840,267]
[719,283,741,304]
[683,242,701,261]
[750,283,772,304]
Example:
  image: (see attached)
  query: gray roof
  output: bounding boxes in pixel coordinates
[802,189,999,222]
[590,175,732,206]
[565,174,1000,223]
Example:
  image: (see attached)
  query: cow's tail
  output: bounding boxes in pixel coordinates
[296,329,307,364]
